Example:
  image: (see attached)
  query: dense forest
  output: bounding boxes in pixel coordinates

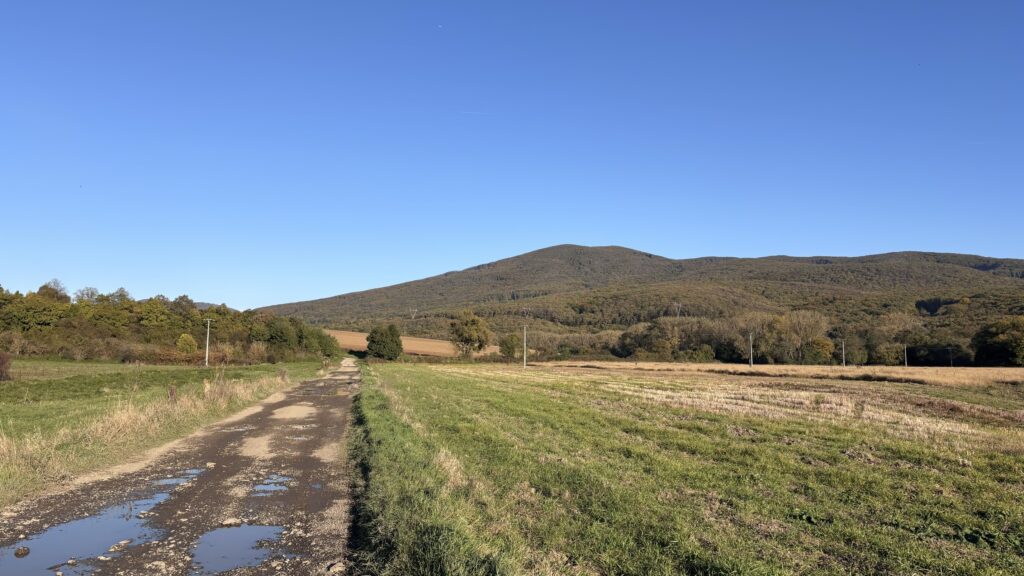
[265,245,1024,366]
[0,280,340,364]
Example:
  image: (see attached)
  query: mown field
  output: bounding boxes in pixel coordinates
[327,329,500,357]
[349,363,1024,575]
[0,358,322,507]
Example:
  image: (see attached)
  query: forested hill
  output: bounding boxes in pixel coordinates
[266,245,692,320]
[264,245,1024,326]
[0,283,340,363]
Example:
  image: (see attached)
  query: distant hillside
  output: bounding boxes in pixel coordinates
[263,245,1024,336]
[267,245,687,321]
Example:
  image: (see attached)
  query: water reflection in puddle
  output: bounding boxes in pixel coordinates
[153,467,205,487]
[0,467,204,574]
[0,493,168,575]
[189,525,283,575]
[253,474,292,495]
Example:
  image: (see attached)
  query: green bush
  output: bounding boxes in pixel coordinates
[498,333,521,362]
[367,324,403,360]
[972,316,1024,366]
[176,333,198,354]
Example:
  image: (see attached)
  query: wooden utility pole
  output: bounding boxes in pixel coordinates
[904,345,908,367]
[749,333,754,367]
[523,324,527,369]
[204,319,213,367]
[842,339,846,367]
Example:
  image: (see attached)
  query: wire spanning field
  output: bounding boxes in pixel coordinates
[349,363,1024,575]
[326,329,499,357]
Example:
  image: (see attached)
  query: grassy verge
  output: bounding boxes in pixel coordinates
[0,358,321,508]
[347,363,1024,575]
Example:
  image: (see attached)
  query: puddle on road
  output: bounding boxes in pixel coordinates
[253,474,292,495]
[0,467,204,574]
[284,435,311,441]
[153,467,205,486]
[0,492,168,575]
[189,524,284,575]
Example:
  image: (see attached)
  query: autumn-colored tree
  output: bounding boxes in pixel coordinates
[449,311,492,357]
[176,333,198,354]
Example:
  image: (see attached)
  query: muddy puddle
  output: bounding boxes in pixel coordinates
[154,468,204,486]
[0,492,167,574]
[0,468,205,574]
[253,474,292,495]
[189,524,284,575]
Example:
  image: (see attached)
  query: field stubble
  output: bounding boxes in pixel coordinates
[349,361,1024,575]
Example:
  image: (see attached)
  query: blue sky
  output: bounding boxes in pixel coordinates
[2,1,1021,309]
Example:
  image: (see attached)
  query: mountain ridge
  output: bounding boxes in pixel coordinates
[261,245,1024,340]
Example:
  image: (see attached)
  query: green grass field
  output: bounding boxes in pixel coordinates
[348,363,1024,575]
[0,358,322,507]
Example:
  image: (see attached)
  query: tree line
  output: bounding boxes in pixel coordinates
[0,280,340,363]
[606,312,1024,366]
[503,310,1021,367]
[360,308,1023,367]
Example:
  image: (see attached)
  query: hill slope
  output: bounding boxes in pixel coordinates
[262,245,1024,343]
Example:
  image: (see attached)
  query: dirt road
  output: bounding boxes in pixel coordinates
[0,362,360,575]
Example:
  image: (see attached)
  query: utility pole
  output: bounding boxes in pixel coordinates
[204,319,213,367]
[748,332,754,368]
[523,324,527,369]
[948,347,954,368]
[842,339,846,367]
[904,345,908,368]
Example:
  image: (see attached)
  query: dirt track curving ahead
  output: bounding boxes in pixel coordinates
[0,362,360,575]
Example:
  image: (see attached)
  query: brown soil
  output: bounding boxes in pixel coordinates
[0,364,361,575]
[327,329,499,357]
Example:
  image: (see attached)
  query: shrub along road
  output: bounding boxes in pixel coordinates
[0,361,359,575]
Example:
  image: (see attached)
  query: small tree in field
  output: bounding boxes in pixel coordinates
[499,333,521,362]
[177,333,198,354]
[449,311,492,357]
[367,324,403,360]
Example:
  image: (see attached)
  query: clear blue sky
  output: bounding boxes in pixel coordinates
[2,1,1021,309]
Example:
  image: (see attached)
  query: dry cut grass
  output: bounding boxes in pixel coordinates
[349,362,1024,575]
[327,329,499,357]
[544,359,1024,388]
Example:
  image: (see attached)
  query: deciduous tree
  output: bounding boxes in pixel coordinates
[449,311,492,357]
